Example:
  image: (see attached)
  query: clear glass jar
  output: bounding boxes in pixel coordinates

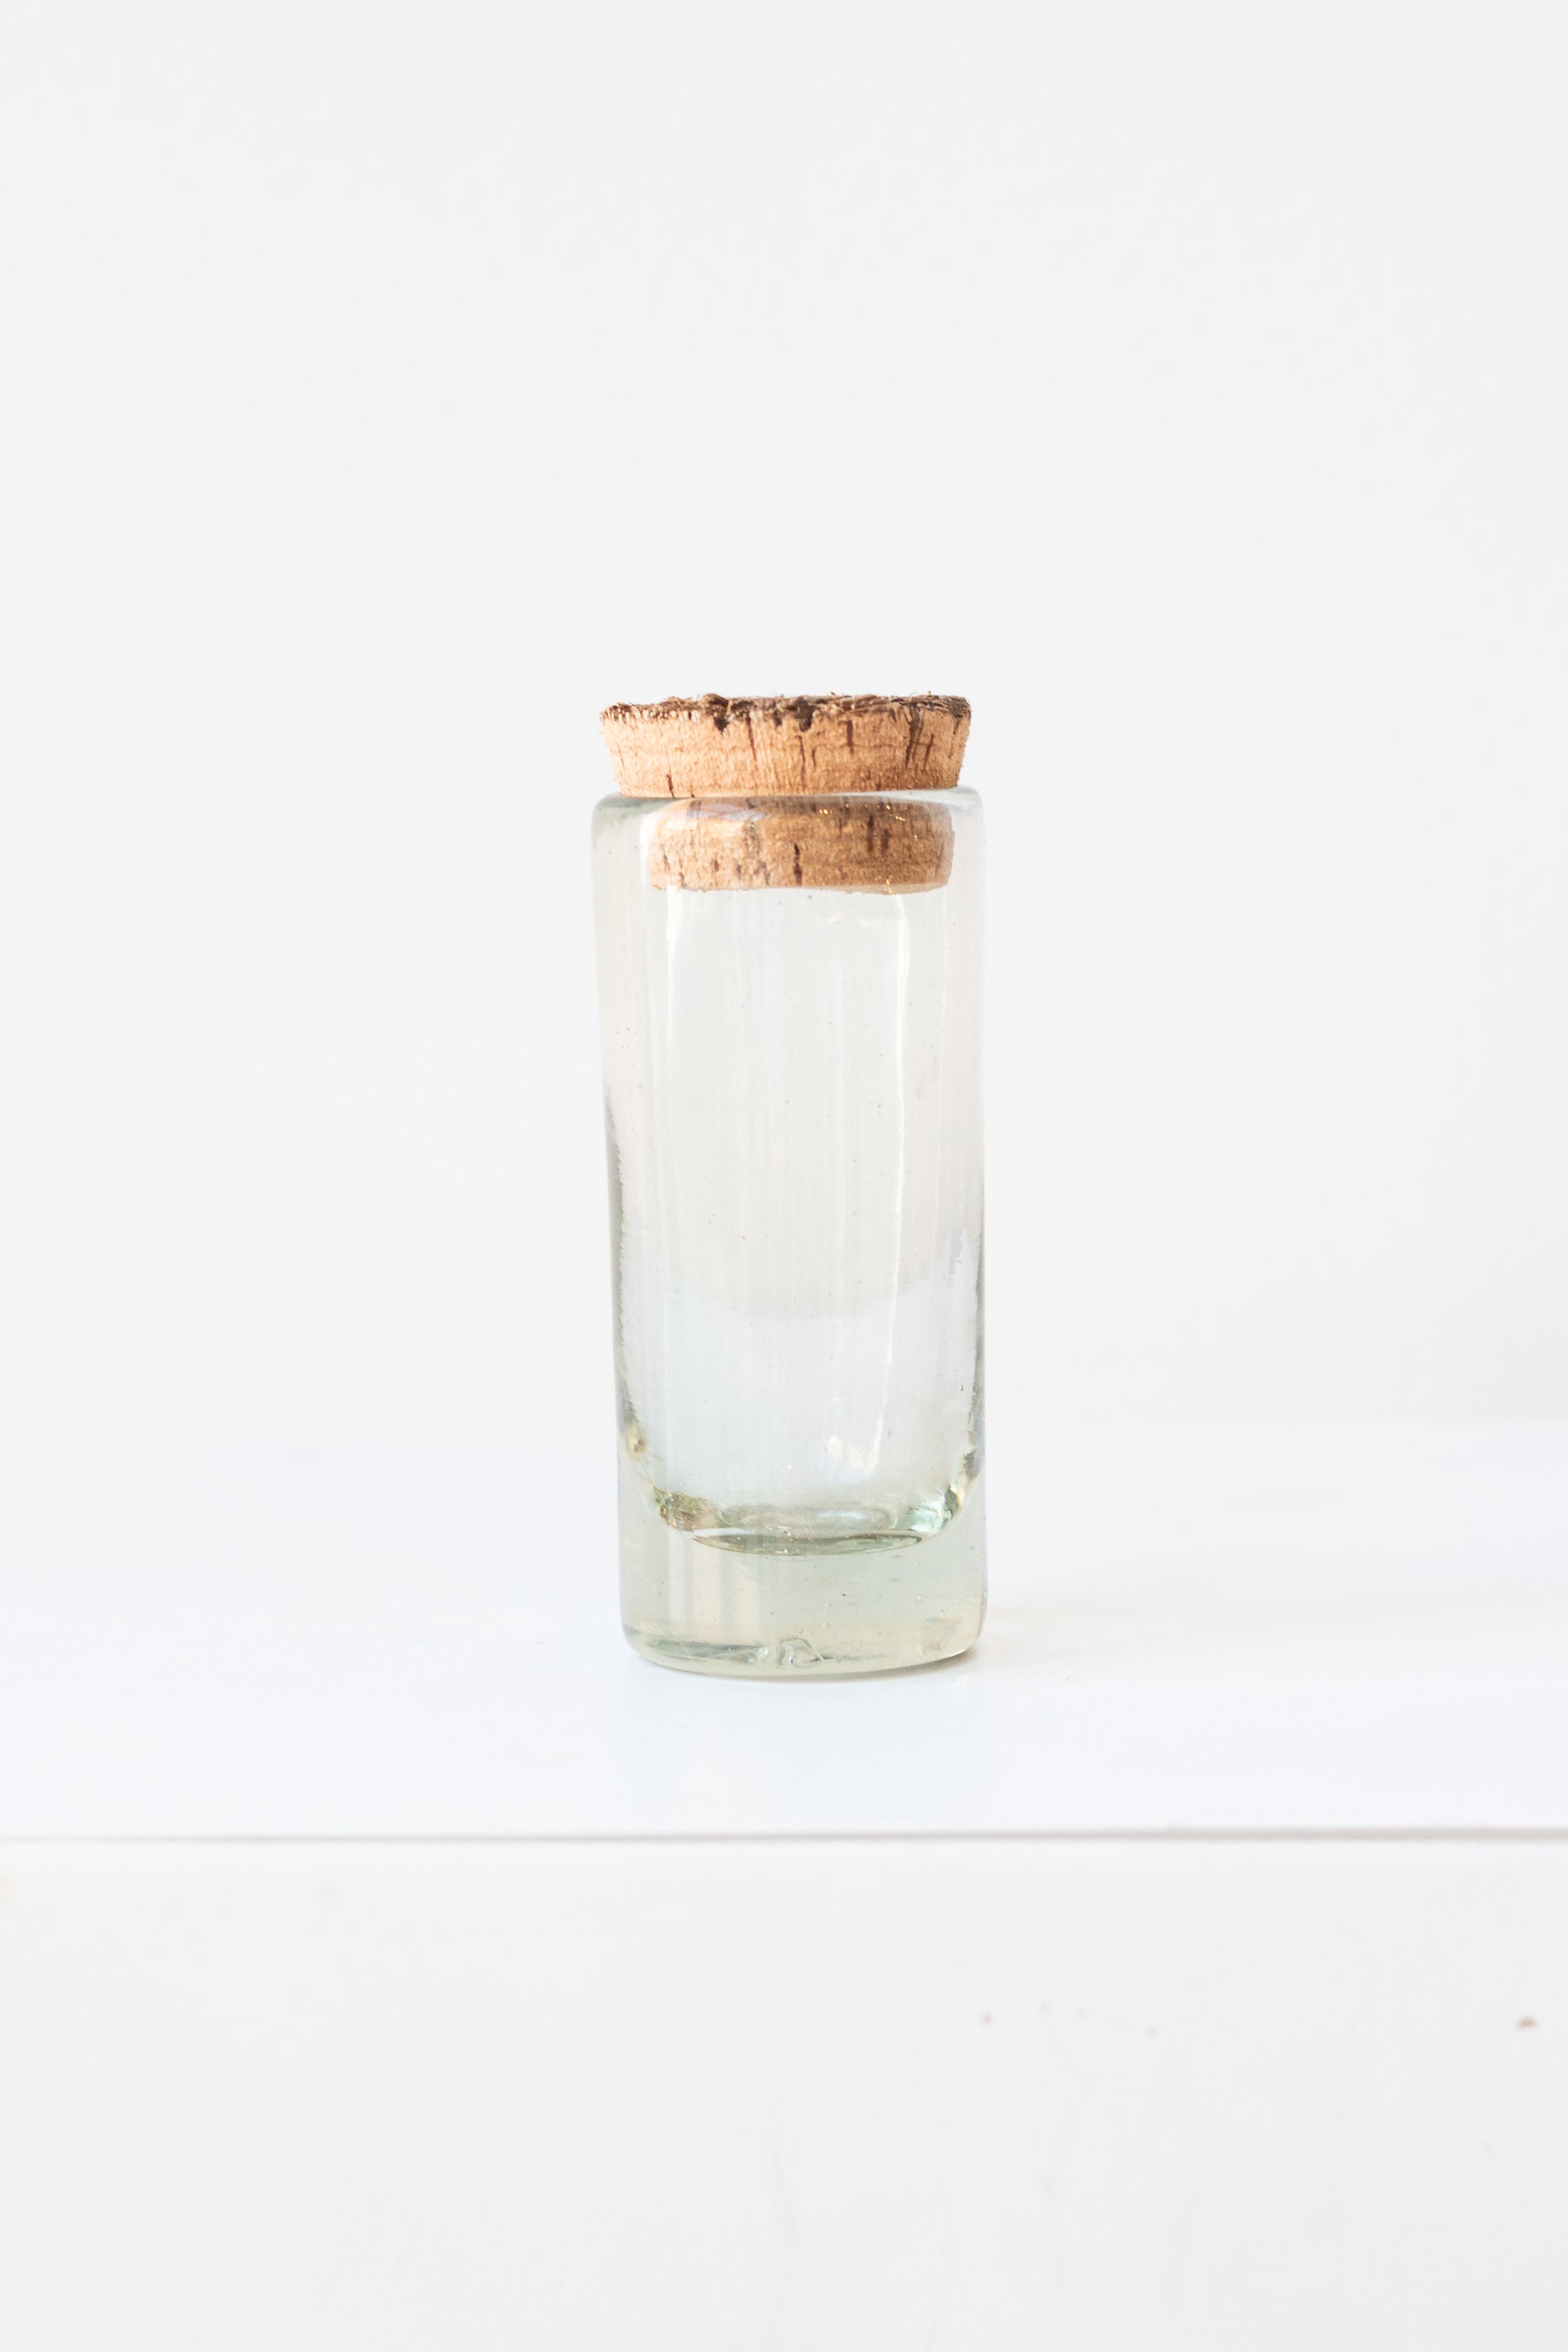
[592,710,984,1677]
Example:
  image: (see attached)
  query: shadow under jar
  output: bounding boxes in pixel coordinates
[593,695,984,1677]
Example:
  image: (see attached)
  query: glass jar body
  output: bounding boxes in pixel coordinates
[592,788,984,1676]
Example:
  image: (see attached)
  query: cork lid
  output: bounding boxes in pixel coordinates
[600,695,970,799]
[646,799,954,895]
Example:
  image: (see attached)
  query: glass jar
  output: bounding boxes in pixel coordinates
[592,696,984,1677]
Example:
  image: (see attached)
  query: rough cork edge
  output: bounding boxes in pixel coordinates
[648,799,954,895]
[601,693,970,799]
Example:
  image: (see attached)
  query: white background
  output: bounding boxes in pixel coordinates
[6,1840,1565,2351]
[2,0,1563,1434]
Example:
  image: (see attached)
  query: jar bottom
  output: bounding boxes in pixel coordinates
[617,1453,985,1678]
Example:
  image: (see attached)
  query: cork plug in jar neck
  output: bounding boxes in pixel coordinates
[600,695,970,895]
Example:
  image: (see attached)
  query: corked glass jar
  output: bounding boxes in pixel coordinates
[592,695,983,1677]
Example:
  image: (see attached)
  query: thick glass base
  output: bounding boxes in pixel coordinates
[618,1452,986,1678]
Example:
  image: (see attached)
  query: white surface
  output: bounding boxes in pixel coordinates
[3,1839,1565,2351]
[3,1425,1565,1837]
[3,1,1566,1432]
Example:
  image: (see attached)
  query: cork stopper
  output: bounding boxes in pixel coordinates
[600,695,970,799]
[648,799,954,895]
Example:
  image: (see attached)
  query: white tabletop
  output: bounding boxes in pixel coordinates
[3,1425,1565,1839]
